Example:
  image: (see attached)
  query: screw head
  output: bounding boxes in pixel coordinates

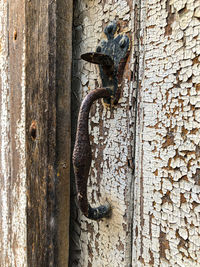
[96,46,101,52]
[104,21,117,38]
[107,24,113,33]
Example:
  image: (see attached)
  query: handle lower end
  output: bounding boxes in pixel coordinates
[88,202,111,220]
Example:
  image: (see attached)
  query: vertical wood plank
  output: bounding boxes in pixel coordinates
[25,0,57,265]
[133,0,200,265]
[56,0,72,266]
[0,0,72,266]
[25,0,72,266]
[0,0,27,266]
[9,0,27,265]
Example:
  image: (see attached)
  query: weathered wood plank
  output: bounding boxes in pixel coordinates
[133,0,200,265]
[25,0,57,265]
[9,0,27,265]
[0,0,27,266]
[56,0,72,266]
[0,0,72,266]
[25,0,72,266]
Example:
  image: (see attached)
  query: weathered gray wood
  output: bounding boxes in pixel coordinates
[0,0,27,266]
[0,0,72,266]
[56,0,72,266]
[25,0,72,266]
[25,1,57,265]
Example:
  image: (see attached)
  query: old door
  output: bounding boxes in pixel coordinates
[1,0,200,266]
[70,0,200,266]
[70,1,136,266]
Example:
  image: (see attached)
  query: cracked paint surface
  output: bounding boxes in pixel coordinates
[70,0,136,266]
[133,0,200,266]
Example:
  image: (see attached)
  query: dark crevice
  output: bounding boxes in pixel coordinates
[178,5,187,16]
[165,0,175,36]
[68,0,82,266]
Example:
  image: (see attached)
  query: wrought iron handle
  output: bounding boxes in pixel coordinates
[73,88,111,220]
[73,21,130,220]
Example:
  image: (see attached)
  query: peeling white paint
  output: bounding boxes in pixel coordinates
[133,0,200,266]
[72,0,135,266]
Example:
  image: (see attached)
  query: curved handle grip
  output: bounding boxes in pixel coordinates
[73,88,111,220]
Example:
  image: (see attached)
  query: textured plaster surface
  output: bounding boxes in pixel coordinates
[133,0,200,266]
[71,0,136,266]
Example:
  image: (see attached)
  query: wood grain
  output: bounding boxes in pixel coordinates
[0,0,27,266]
[25,0,72,266]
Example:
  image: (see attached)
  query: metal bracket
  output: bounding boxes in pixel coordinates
[81,20,130,105]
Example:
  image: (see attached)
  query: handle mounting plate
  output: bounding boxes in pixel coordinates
[81,20,130,105]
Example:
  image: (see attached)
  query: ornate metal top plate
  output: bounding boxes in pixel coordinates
[81,20,130,105]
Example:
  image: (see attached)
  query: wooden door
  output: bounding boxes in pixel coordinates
[70,1,136,266]
[70,0,200,266]
[1,0,200,266]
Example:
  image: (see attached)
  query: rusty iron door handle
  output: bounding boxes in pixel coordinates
[73,88,111,220]
[73,21,130,220]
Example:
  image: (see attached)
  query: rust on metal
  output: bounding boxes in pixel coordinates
[73,88,111,220]
[81,52,114,67]
[81,20,130,106]
[73,21,130,220]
